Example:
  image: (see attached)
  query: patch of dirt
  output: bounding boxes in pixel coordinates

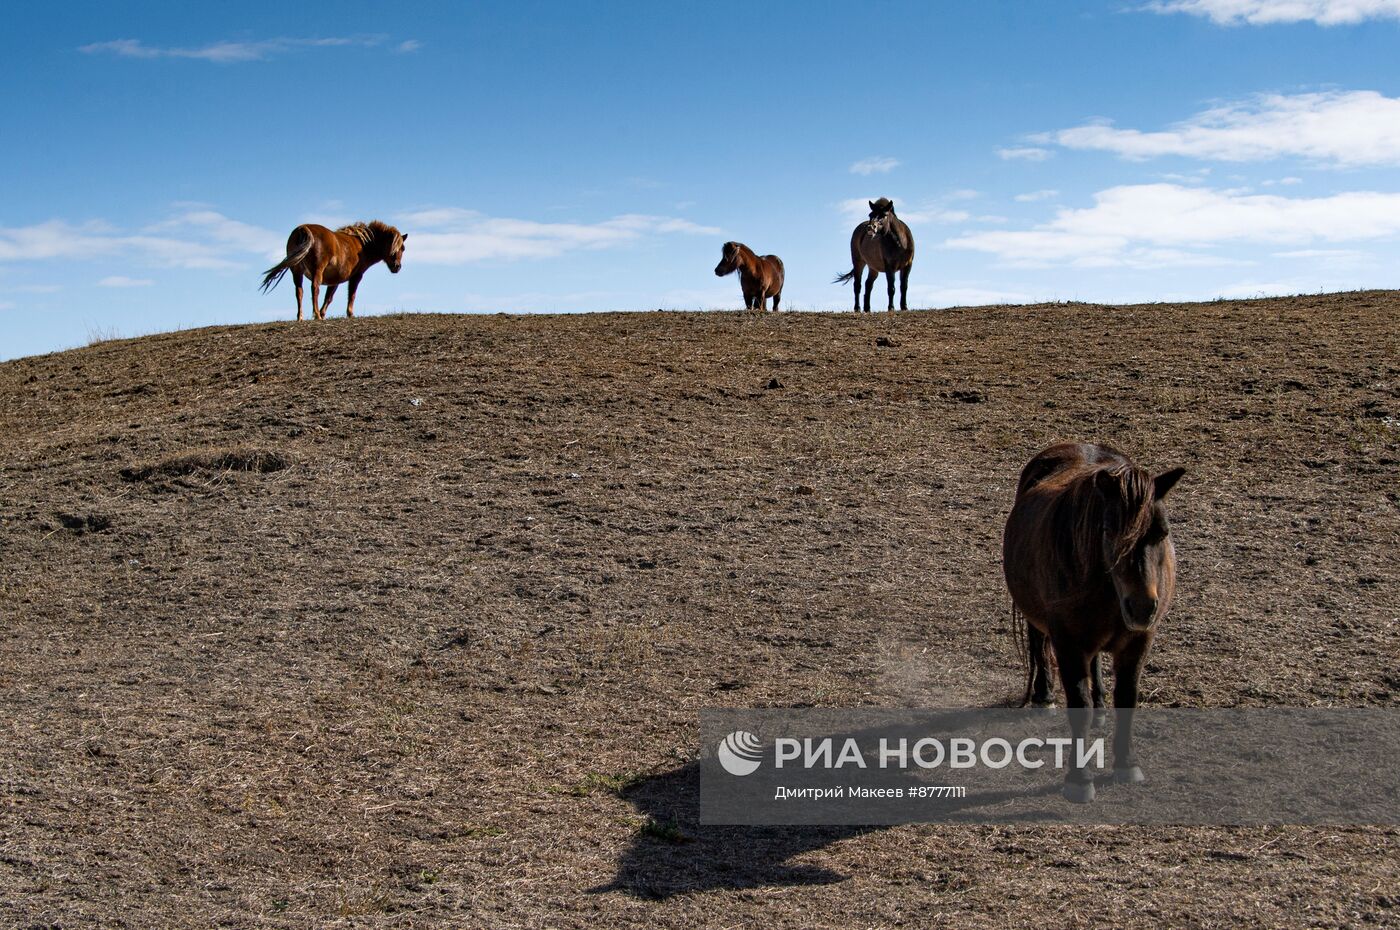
[0,293,1396,928]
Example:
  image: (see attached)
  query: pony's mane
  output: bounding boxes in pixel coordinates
[726,241,756,257]
[1039,461,1156,587]
[1074,464,1155,572]
[337,220,401,249]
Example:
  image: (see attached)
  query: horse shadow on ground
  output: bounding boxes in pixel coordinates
[590,756,1066,899]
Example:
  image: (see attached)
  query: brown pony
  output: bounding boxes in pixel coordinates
[714,241,785,311]
[834,198,914,312]
[260,221,406,320]
[1003,441,1185,802]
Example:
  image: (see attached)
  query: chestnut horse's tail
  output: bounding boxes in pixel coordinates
[259,226,315,293]
[833,268,858,285]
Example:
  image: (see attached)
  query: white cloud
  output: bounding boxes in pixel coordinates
[98,276,154,288]
[79,35,417,63]
[146,210,283,257]
[910,286,1036,307]
[1051,91,1400,166]
[1015,189,1060,202]
[997,146,1053,161]
[836,198,969,224]
[397,208,720,264]
[850,156,901,175]
[946,183,1400,267]
[0,211,282,270]
[1145,1,1400,25]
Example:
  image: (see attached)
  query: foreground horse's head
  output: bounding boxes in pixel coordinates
[714,241,749,277]
[340,221,408,273]
[1092,464,1186,630]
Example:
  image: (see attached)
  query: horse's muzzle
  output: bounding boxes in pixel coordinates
[1120,595,1158,631]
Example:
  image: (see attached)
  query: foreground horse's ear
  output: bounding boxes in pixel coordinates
[869,200,876,211]
[1153,467,1186,499]
[402,234,408,242]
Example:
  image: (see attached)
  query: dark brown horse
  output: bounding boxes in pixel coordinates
[1003,441,1185,802]
[834,198,914,312]
[260,221,406,320]
[714,241,785,311]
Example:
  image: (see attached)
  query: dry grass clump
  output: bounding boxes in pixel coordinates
[119,447,292,481]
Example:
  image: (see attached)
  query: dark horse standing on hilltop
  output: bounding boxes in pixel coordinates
[834,198,914,312]
[1003,441,1185,803]
[260,221,406,320]
[714,241,785,311]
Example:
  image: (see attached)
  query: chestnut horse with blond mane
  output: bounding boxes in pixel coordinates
[260,221,406,320]
[1003,441,1185,803]
[714,241,785,311]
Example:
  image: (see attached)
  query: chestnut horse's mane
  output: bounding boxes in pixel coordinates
[337,220,401,249]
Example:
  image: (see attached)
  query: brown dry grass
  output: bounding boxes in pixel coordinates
[0,293,1396,928]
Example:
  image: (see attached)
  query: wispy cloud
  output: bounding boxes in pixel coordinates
[909,285,1037,308]
[0,210,282,270]
[946,183,1400,267]
[997,146,1053,161]
[79,35,419,63]
[97,276,154,288]
[836,198,970,224]
[1046,91,1400,167]
[849,156,901,175]
[1014,189,1060,202]
[1143,0,1400,25]
[396,207,720,264]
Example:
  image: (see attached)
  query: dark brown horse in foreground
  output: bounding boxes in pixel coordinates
[714,241,784,311]
[834,198,914,312]
[260,221,406,320]
[1003,442,1185,802]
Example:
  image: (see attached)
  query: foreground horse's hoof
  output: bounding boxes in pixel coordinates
[1029,699,1057,710]
[1113,766,1145,785]
[1062,780,1096,804]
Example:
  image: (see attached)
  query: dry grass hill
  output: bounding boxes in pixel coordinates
[0,293,1396,928]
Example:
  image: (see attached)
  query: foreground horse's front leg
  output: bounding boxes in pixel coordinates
[885,270,896,312]
[292,271,304,321]
[899,266,910,312]
[1052,636,1098,803]
[1111,635,1152,784]
[310,279,321,321]
[863,269,878,313]
[319,283,339,320]
[771,291,781,312]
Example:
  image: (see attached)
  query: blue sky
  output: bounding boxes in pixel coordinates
[4,0,1400,359]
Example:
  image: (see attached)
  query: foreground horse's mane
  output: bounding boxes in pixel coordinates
[1064,463,1156,575]
[336,220,399,246]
